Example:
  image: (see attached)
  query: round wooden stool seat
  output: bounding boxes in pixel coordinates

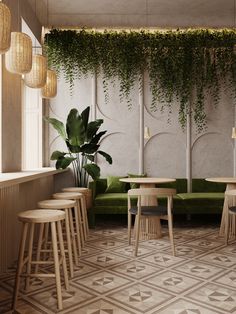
[18,209,65,223]
[62,187,88,193]
[53,192,83,200]
[38,199,76,209]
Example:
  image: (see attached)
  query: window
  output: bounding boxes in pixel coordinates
[22,19,43,169]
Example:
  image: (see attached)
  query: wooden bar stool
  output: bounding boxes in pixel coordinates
[224,189,236,244]
[62,187,89,236]
[53,192,86,249]
[12,209,69,311]
[38,199,78,278]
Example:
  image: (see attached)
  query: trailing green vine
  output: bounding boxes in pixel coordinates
[44,28,236,132]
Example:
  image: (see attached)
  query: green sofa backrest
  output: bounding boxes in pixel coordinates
[192,179,226,192]
[158,178,187,193]
[90,178,188,195]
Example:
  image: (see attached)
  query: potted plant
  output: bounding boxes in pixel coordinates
[45,106,112,188]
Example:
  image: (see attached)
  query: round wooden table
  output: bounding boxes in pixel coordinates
[206,177,236,237]
[120,177,176,239]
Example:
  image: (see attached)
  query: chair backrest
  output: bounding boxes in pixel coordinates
[128,188,176,216]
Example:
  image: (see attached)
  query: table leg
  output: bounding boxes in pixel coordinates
[139,183,162,239]
[219,183,236,237]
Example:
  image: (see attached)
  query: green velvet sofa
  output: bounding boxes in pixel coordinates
[89,178,226,226]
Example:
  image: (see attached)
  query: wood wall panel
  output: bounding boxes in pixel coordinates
[0,176,54,274]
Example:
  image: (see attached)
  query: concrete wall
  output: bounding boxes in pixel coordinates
[48,71,235,185]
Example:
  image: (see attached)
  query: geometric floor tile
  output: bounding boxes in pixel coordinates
[198,253,236,268]
[187,283,236,312]
[163,245,206,258]
[154,298,225,314]
[213,270,236,289]
[74,271,131,294]
[112,246,154,257]
[140,252,184,268]
[108,283,173,313]
[183,239,223,250]
[216,245,236,257]
[68,299,136,314]
[24,285,95,313]
[1,223,236,314]
[110,261,162,279]
[139,239,171,250]
[86,239,127,250]
[144,271,202,294]
[173,260,225,279]
[82,253,130,268]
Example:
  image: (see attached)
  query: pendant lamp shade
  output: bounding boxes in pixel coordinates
[5,32,32,74]
[24,54,47,88]
[41,69,57,98]
[0,3,11,54]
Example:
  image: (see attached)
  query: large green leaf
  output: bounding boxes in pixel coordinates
[66,140,81,153]
[86,119,103,142]
[51,150,66,160]
[91,131,107,144]
[83,163,100,180]
[81,107,90,132]
[66,108,85,146]
[86,154,95,162]
[44,117,67,140]
[55,156,75,169]
[97,150,113,164]
[80,143,99,154]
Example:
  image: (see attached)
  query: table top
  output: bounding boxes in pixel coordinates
[119,177,176,184]
[206,177,236,184]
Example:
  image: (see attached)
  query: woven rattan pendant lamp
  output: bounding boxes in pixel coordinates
[0,2,11,54]
[24,54,47,88]
[41,69,57,98]
[5,31,32,74]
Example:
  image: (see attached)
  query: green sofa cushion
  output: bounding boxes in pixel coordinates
[178,192,224,200]
[105,176,127,193]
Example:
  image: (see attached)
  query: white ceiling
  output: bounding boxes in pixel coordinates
[29,0,235,29]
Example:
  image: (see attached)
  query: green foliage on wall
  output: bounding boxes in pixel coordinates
[45,28,236,132]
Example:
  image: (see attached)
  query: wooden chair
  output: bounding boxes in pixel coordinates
[127,188,176,256]
[12,209,69,311]
[224,189,236,244]
[38,199,78,278]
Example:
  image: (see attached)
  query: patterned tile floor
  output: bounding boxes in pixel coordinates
[1,221,236,313]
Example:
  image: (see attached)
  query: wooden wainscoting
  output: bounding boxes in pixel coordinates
[0,176,54,273]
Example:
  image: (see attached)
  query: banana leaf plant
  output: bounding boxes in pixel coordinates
[45,106,112,187]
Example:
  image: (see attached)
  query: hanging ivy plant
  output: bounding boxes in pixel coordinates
[44,28,236,132]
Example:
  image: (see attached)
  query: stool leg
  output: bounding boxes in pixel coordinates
[82,196,89,236]
[12,222,29,310]
[35,223,45,274]
[68,208,79,266]
[76,201,85,247]
[51,221,63,310]
[225,210,229,245]
[57,220,69,290]
[74,203,82,255]
[64,209,74,278]
[43,222,49,260]
[25,223,35,291]
[80,197,88,240]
